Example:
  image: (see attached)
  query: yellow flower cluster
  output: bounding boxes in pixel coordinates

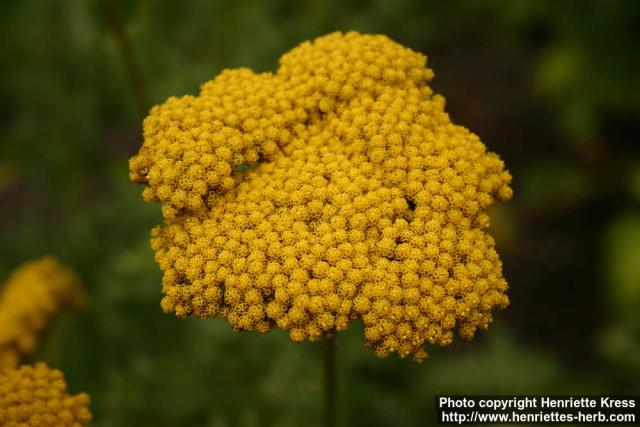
[130,31,513,361]
[0,257,84,371]
[0,363,92,426]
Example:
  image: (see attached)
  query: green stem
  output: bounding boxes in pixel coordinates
[101,0,150,117]
[324,332,336,427]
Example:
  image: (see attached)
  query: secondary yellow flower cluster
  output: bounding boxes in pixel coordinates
[0,363,92,426]
[130,31,513,361]
[0,257,84,371]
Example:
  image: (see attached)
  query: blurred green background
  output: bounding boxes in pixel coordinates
[1,0,639,426]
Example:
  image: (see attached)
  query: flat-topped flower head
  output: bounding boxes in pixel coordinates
[0,363,92,426]
[130,31,513,361]
[0,256,84,371]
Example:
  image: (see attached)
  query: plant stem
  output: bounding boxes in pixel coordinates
[324,332,336,427]
[101,0,150,117]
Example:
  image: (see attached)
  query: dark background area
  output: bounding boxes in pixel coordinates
[0,1,639,426]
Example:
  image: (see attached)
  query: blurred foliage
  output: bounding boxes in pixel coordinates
[606,213,640,313]
[495,0,640,140]
[0,0,638,426]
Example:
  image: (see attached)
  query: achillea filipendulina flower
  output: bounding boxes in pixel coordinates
[0,362,92,426]
[0,256,84,371]
[130,31,513,361]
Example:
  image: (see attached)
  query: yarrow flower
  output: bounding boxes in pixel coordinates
[130,31,513,361]
[0,363,92,426]
[0,256,84,371]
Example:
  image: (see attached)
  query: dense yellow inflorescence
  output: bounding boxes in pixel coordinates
[0,257,84,371]
[0,363,92,426]
[130,31,513,361]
